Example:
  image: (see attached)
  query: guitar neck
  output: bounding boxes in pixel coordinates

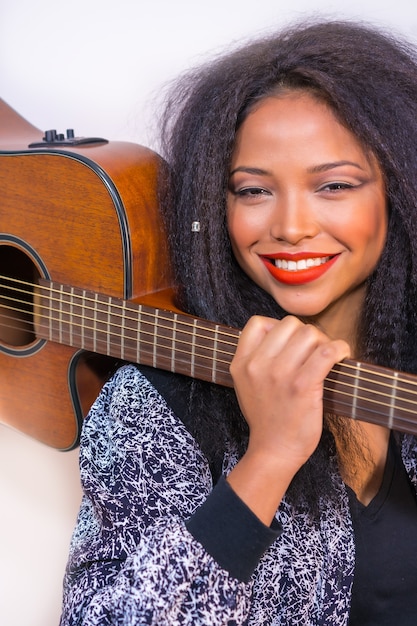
[36,279,239,387]
[36,279,417,436]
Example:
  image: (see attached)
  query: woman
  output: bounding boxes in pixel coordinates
[61,20,417,625]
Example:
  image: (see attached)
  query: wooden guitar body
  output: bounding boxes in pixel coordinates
[0,99,172,449]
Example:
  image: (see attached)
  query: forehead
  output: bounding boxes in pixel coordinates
[232,92,373,168]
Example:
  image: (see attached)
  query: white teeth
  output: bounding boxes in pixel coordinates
[274,256,330,271]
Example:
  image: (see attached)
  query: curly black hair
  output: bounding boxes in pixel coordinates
[157,20,417,498]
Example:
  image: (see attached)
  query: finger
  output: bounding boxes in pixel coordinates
[296,337,351,385]
[263,322,350,372]
[234,314,302,359]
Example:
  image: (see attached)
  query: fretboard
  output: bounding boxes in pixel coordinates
[36,279,239,387]
[36,279,417,435]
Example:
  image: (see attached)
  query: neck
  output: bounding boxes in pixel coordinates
[304,285,365,348]
[326,413,390,505]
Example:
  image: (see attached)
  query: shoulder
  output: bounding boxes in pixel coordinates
[86,363,180,430]
[80,364,213,500]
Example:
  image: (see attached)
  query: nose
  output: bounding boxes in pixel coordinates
[270,192,320,244]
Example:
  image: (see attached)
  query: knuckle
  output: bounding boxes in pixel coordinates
[300,322,322,343]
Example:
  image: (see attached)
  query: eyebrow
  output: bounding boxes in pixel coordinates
[229,160,365,178]
[229,166,271,177]
[307,160,366,173]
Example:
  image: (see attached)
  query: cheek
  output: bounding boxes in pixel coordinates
[227,211,257,276]
[227,206,266,251]
[227,209,249,254]
[332,194,387,253]
[357,203,388,258]
[339,222,387,285]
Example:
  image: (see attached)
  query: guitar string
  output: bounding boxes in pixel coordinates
[2,278,417,426]
[2,281,410,428]
[0,293,408,400]
[3,275,417,398]
[0,281,412,396]
[0,276,240,347]
[3,276,417,395]
[0,292,238,370]
[6,276,417,400]
[2,276,417,387]
[30,279,417,387]
[0,295,238,367]
[2,305,417,429]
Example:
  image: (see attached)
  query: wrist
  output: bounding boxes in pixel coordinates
[226,448,301,526]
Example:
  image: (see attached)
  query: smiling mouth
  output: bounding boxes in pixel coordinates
[260,254,339,285]
[271,256,332,271]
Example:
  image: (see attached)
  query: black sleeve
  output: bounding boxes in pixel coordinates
[186,476,282,583]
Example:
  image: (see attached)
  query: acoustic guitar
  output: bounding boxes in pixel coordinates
[0,99,172,449]
[1,100,417,451]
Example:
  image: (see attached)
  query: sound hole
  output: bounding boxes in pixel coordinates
[0,245,40,347]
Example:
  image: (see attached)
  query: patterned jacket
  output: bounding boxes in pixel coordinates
[60,364,417,625]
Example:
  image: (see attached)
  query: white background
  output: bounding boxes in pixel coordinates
[1,1,416,624]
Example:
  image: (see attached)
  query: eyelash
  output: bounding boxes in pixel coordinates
[319,182,356,192]
[230,181,358,199]
[232,186,271,197]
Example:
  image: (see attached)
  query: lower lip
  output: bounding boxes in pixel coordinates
[261,255,339,285]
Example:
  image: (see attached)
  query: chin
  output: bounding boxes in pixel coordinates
[274,298,330,320]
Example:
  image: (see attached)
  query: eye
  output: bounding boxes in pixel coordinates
[232,186,272,197]
[319,181,356,193]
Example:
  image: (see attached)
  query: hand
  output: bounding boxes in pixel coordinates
[227,315,350,524]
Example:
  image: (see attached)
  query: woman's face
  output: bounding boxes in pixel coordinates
[227,92,387,338]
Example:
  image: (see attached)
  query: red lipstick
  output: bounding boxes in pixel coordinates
[260,253,339,285]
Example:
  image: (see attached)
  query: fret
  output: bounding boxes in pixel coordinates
[62,284,73,347]
[92,292,98,353]
[48,284,53,341]
[80,288,86,349]
[135,304,142,364]
[190,318,198,379]
[116,302,137,363]
[99,293,118,357]
[114,299,121,358]
[120,300,127,361]
[351,361,361,421]
[152,308,182,372]
[58,285,63,346]
[212,324,219,384]
[171,315,195,378]
[388,371,399,430]
[190,320,221,383]
[153,308,159,369]
[51,283,60,343]
[106,296,112,356]
[170,313,178,373]
[48,283,68,347]
[69,286,75,347]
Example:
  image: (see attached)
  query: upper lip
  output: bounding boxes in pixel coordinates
[260,252,338,261]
